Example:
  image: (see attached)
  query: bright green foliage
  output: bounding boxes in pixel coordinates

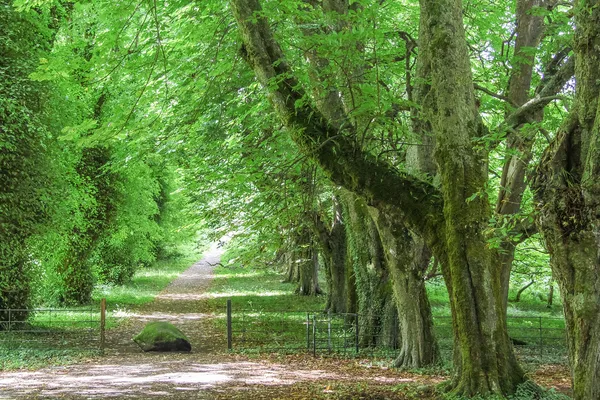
[0,1,57,317]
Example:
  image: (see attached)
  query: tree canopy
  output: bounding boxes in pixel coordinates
[2,0,598,398]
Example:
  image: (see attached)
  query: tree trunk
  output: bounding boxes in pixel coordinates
[547,281,554,308]
[342,191,394,347]
[229,0,526,394]
[532,1,600,398]
[496,0,548,311]
[514,281,535,303]
[296,224,322,296]
[370,207,440,368]
[313,196,348,312]
[419,0,526,393]
[283,261,298,284]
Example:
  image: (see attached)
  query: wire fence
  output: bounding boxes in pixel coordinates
[226,301,568,365]
[0,299,106,353]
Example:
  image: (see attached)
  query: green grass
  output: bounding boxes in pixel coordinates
[210,266,567,366]
[0,244,202,371]
[427,280,564,318]
[202,264,326,354]
[204,264,327,312]
[92,245,202,309]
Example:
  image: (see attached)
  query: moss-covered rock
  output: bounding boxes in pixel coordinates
[133,321,191,352]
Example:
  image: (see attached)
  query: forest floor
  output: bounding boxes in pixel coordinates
[0,246,572,399]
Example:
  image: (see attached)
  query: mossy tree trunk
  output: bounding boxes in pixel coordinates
[342,191,395,348]
[533,2,600,397]
[313,195,348,312]
[370,206,440,368]
[230,0,526,394]
[295,223,323,296]
[419,0,526,393]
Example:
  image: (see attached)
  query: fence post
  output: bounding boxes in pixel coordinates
[355,313,359,354]
[539,316,543,362]
[312,314,317,357]
[392,312,398,351]
[327,311,332,353]
[7,308,11,333]
[100,298,106,353]
[306,313,310,350]
[227,299,232,351]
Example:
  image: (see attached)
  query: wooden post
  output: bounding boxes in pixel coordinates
[100,298,106,353]
[327,311,332,353]
[306,313,310,350]
[355,313,359,354]
[227,299,232,351]
[539,316,543,362]
[312,314,317,357]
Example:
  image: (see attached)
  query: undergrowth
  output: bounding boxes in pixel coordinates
[0,244,201,371]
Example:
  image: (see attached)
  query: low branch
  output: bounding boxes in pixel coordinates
[474,83,517,107]
[512,219,539,245]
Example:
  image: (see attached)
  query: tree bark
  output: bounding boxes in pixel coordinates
[533,3,600,396]
[312,196,348,312]
[496,0,552,311]
[295,224,323,296]
[370,206,440,368]
[514,280,535,303]
[419,0,526,393]
[342,191,394,348]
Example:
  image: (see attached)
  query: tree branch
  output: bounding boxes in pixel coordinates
[230,0,444,240]
[474,83,517,107]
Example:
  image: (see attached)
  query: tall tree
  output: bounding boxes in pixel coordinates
[533,0,600,398]
[0,1,58,321]
[229,0,527,394]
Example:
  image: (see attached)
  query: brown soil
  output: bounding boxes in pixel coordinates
[0,246,573,399]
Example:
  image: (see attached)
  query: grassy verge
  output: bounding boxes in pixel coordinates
[203,264,327,312]
[201,263,326,355]
[93,245,202,310]
[204,260,567,367]
[0,245,202,371]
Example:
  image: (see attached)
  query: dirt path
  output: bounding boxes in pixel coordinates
[0,246,425,399]
[0,246,571,399]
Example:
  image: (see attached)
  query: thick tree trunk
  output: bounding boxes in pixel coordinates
[342,191,394,347]
[295,225,322,296]
[535,203,600,399]
[370,207,440,368]
[419,0,526,394]
[282,260,298,284]
[282,238,299,283]
[313,196,348,312]
[230,0,525,394]
[532,2,600,398]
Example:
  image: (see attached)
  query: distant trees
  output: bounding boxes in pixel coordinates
[0,1,191,312]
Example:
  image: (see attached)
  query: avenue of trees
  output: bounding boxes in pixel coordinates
[1,0,598,398]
